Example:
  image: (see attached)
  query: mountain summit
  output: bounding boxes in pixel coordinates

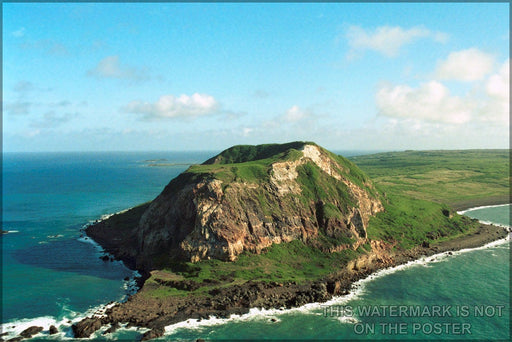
[87,142,383,268]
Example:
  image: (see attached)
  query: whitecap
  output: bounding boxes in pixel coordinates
[337,315,360,324]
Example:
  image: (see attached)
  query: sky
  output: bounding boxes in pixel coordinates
[2,2,509,152]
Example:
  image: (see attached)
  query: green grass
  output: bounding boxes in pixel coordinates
[366,193,478,249]
[134,147,508,300]
[144,239,364,298]
[349,150,509,248]
[349,150,509,207]
[185,145,305,185]
[203,141,311,165]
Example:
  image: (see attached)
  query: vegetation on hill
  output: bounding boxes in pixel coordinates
[76,145,510,341]
[349,149,509,209]
[202,141,309,165]
[90,145,509,301]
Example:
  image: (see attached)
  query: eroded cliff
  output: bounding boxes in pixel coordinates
[87,142,384,269]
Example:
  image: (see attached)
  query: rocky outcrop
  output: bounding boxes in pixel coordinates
[71,317,103,338]
[19,326,43,339]
[87,142,384,268]
[141,327,165,341]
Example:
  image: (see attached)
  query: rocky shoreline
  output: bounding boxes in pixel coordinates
[71,208,510,341]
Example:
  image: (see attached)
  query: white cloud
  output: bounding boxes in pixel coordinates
[486,59,509,100]
[242,127,253,137]
[123,93,220,119]
[376,81,473,124]
[376,58,509,127]
[284,105,309,122]
[346,25,447,58]
[435,48,494,81]
[87,56,151,81]
[479,59,509,124]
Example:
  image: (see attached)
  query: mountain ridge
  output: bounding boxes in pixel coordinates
[87,142,383,269]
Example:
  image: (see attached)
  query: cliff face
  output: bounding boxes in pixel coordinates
[87,142,384,269]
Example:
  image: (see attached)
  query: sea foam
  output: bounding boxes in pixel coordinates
[162,221,510,337]
[457,203,510,215]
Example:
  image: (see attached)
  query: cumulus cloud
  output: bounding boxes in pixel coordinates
[485,59,509,100]
[87,56,151,81]
[123,93,220,119]
[435,48,494,81]
[346,25,448,58]
[242,127,253,137]
[283,105,309,122]
[376,81,473,124]
[376,58,509,127]
[479,59,509,124]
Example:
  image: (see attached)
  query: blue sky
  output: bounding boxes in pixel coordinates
[3,2,509,152]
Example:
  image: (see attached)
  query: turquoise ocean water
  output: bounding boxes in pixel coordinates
[1,152,509,340]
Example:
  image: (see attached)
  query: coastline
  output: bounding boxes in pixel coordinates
[0,216,143,342]
[68,202,511,340]
[457,202,510,215]
[449,196,510,212]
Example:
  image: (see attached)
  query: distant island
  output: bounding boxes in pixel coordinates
[72,142,510,340]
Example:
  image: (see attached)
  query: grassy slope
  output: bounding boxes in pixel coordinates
[351,150,509,249]
[349,150,509,208]
[141,148,509,299]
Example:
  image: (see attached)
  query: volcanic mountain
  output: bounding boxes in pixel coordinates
[87,142,384,270]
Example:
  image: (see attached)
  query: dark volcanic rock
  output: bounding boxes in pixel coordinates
[72,317,102,338]
[141,327,164,341]
[49,325,58,335]
[6,337,24,342]
[19,326,43,338]
[103,322,120,335]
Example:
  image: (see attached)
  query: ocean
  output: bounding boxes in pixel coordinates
[1,152,510,340]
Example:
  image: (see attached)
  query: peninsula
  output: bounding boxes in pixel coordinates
[73,142,509,340]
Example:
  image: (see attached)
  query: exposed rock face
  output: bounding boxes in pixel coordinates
[141,327,165,341]
[19,326,43,338]
[87,142,383,268]
[49,325,58,335]
[71,317,103,338]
